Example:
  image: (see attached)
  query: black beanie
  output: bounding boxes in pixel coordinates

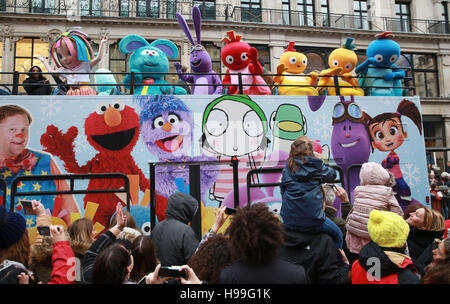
[0,206,26,249]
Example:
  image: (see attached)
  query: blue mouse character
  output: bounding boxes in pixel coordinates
[119,34,187,95]
[355,32,404,96]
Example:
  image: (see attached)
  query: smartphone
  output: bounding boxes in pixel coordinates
[159,266,187,279]
[225,207,237,215]
[20,200,34,215]
[37,226,51,236]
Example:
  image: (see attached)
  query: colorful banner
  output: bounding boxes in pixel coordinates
[0,95,429,237]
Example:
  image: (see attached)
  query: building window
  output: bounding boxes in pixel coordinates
[241,0,262,22]
[423,115,446,170]
[320,0,330,27]
[166,0,177,19]
[203,42,222,74]
[297,0,315,26]
[252,44,270,71]
[80,0,102,16]
[395,1,411,32]
[194,0,216,20]
[0,42,2,72]
[1,0,6,11]
[137,0,159,18]
[353,0,369,29]
[410,54,439,97]
[119,0,129,16]
[282,0,291,25]
[442,1,450,33]
[14,38,49,94]
[30,0,55,14]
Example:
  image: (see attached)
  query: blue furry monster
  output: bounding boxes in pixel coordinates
[119,35,187,95]
[129,205,152,236]
[137,95,219,218]
[355,32,404,96]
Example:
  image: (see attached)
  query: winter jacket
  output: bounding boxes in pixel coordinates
[279,226,349,284]
[151,193,200,266]
[280,156,336,230]
[218,257,309,284]
[345,162,403,254]
[23,77,52,95]
[351,241,422,284]
[0,241,75,284]
[82,230,117,283]
[406,226,445,261]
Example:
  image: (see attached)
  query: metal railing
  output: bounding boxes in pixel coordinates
[8,173,131,213]
[0,68,416,96]
[1,2,449,34]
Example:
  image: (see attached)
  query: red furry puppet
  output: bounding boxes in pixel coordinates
[40,100,167,232]
[221,30,271,95]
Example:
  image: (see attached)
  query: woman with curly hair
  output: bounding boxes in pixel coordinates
[188,234,233,284]
[218,203,309,284]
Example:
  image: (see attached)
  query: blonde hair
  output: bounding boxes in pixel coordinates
[288,136,314,173]
[422,207,445,231]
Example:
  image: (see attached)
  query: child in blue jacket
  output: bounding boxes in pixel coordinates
[280,136,343,249]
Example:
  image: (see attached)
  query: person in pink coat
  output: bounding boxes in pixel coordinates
[345,162,403,254]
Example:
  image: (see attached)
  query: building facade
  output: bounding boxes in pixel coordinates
[1,0,449,168]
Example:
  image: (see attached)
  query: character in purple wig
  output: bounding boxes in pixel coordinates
[331,96,371,214]
[138,95,219,206]
[174,6,222,95]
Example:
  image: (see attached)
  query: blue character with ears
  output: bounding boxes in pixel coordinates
[355,32,405,96]
[119,35,187,95]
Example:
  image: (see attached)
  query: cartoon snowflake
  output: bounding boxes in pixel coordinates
[40,99,63,117]
[402,162,422,187]
[74,133,91,154]
[312,113,332,141]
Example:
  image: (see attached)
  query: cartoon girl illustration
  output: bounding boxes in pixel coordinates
[200,95,269,203]
[367,99,423,211]
[38,29,107,95]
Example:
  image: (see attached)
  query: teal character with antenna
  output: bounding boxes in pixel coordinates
[356,32,405,96]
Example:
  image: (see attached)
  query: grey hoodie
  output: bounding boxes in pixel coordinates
[151,192,200,266]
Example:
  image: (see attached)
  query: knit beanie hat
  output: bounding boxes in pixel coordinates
[0,206,26,249]
[367,209,410,249]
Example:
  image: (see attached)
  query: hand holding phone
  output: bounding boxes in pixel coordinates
[37,226,51,236]
[225,207,237,215]
[20,200,35,215]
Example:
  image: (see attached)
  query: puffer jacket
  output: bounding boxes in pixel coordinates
[280,156,336,230]
[351,241,422,284]
[346,162,403,254]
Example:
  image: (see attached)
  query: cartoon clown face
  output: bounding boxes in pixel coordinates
[202,96,268,157]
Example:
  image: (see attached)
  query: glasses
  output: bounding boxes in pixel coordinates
[332,102,364,124]
[190,44,205,53]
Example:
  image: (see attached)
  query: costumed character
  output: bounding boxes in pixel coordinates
[0,104,78,228]
[220,31,271,95]
[174,6,222,95]
[138,95,219,220]
[94,68,121,95]
[366,99,422,211]
[331,96,371,216]
[40,100,167,232]
[355,32,404,96]
[200,95,269,203]
[318,38,364,96]
[38,29,106,95]
[273,41,318,96]
[119,35,187,95]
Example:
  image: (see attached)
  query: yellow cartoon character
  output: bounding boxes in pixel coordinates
[273,42,318,96]
[318,38,364,96]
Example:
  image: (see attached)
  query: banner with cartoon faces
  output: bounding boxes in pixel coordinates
[0,95,428,236]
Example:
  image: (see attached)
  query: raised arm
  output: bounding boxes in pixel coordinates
[89,38,108,69]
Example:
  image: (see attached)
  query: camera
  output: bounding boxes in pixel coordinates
[225,207,237,215]
[37,226,51,236]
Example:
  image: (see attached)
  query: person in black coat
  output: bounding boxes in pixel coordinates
[151,192,200,267]
[22,66,52,95]
[218,203,309,284]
